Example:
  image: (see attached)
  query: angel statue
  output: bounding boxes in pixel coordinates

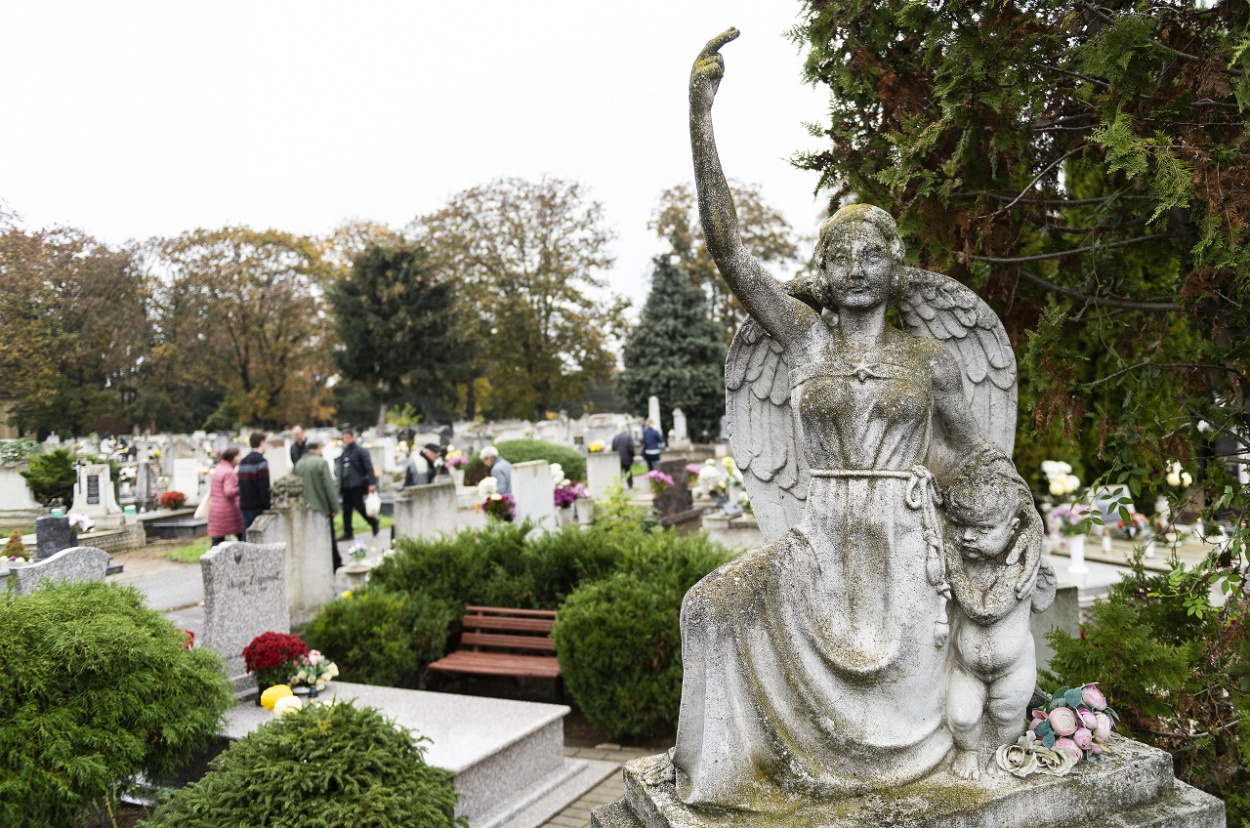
[660,29,1054,811]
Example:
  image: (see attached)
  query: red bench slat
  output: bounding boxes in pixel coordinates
[460,631,555,652]
[427,607,562,681]
[428,650,560,679]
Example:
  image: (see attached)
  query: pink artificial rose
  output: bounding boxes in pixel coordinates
[1090,743,1104,755]
[1076,707,1098,729]
[1053,737,1084,764]
[1073,727,1094,750]
[1094,712,1112,743]
[306,650,324,666]
[1048,706,1079,736]
[1081,683,1108,711]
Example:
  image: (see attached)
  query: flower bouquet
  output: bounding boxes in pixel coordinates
[554,480,587,509]
[996,683,1117,778]
[158,490,187,510]
[445,448,466,468]
[587,441,604,453]
[68,513,94,533]
[243,631,308,691]
[1041,460,1081,498]
[289,649,339,695]
[1165,460,1193,489]
[482,492,516,522]
[1049,502,1091,537]
[645,470,675,497]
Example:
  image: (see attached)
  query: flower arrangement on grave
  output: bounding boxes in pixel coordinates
[1041,460,1081,499]
[645,470,675,497]
[588,441,605,453]
[150,448,162,459]
[1116,511,1151,539]
[68,513,94,533]
[243,631,308,690]
[996,683,1117,778]
[685,463,702,486]
[347,539,368,565]
[158,490,187,510]
[289,649,339,693]
[1049,502,1091,537]
[482,492,516,522]
[554,480,588,509]
[118,465,137,483]
[444,447,466,468]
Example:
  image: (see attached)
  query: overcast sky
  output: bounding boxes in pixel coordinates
[1,2,829,311]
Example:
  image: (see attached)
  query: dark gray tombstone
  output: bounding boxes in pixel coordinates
[34,516,77,561]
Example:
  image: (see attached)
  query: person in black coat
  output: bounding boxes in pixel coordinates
[289,424,309,466]
[336,426,379,540]
[237,431,271,533]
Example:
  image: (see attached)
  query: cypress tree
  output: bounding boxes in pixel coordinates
[619,257,725,441]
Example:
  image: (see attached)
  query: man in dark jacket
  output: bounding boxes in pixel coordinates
[237,431,271,533]
[611,424,636,490]
[336,426,379,540]
[289,424,309,467]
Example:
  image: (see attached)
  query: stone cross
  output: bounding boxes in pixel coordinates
[200,540,289,686]
[13,546,110,595]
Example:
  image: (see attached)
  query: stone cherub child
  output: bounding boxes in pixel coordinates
[942,449,1056,780]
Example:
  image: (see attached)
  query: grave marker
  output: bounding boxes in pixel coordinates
[200,541,289,686]
[13,546,110,595]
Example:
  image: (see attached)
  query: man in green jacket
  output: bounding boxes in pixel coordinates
[293,441,342,571]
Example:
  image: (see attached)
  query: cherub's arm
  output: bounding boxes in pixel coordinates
[930,348,985,454]
[1013,510,1045,600]
[690,29,814,348]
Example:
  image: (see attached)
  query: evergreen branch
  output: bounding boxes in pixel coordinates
[988,146,1090,217]
[956,191,1150,205]
[1080,360,1244,389]
[1173,395,1250,450]
[966,234,1169,264]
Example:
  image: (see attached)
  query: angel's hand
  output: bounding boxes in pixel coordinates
[690,28,739,114]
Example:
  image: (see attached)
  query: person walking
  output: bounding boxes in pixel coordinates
[611,425,637,489]
[289,424,309,466]
[641,418,665,472]
[237,431,271,532]
[293,440,342,571]
[207,447,244,546]
[336,426,379,540]
[479,446,512,494]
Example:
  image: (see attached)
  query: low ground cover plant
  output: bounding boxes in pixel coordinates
[0,580,232,828]
[141,700,463,828]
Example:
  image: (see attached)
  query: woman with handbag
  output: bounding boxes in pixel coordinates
[207,447,244,545]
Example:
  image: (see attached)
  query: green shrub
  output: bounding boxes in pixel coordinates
[141,701,464,828]
[0,581,233,828]
[463,438,586,486]
[19,447,76,506]
[1043,554,1248,825]
[553,531,731,741]
[0,438,44,467]
[304,590,458,687]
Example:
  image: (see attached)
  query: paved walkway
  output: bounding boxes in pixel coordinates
[542,746,652,828]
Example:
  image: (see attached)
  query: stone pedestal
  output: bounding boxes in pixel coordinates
[592,737,1225,827]
[392,479,457,542]
[261,476,335,626]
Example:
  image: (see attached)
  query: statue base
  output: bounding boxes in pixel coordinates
[591,736,1225,828]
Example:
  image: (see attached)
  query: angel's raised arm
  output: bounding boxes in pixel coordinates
[690,29,811,348]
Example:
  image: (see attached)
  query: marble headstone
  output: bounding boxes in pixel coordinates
[172,458,202,505]
[648,396,662,434]
[34,516,77,561]
[200,541,289,684]
[69,463,124,528]
[671,408,691,449]
[511,459,556,531]
[13,546,110,595]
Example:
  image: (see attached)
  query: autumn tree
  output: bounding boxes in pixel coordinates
[619,256,726,440]
[0,226,148,434]
[651,181,801,345]
[415,177,629,420]
[149,227,335,429]
[327,243,473,427]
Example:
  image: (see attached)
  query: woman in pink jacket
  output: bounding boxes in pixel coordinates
[207,447,244,545]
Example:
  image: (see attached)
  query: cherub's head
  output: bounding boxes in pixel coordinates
[943,455,1029,561]
[788,204,909,312]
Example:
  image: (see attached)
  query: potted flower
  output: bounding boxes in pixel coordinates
[68,513,94,535]
[554,478,587,526]
[645,469,675,498]
[288,649,340,697]
[158,490,187,510]
[587,441,605,454]
[1049,502,1091,572]
[476,476,516,522]
[445,447,467,487]
[242,631,308,698]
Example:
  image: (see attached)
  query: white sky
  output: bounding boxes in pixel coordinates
[0,2,830,311]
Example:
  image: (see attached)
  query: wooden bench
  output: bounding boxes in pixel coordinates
[427,605,560,681]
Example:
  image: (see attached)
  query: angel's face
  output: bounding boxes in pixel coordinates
[820,223,896,310]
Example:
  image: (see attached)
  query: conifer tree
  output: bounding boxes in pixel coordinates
[620,257,726,441]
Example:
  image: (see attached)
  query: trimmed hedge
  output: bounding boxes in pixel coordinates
[463,438,587,486]
[0,581,233,828]
[141,701,463,828]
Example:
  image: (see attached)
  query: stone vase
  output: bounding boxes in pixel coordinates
[556,506,574,527]
[574,499,594,525]
[451,467,465,488]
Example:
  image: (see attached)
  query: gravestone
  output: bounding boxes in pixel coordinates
[69,463,124,528]
[653,459,698,526]
[648,396,662,434]
[34,516,76,561]
[264,439,291,480]
[172,458,201,505]
[511,460,556,531]
[670,408,691,450]
[393,479,457,542]
[13,546,110,595]
[199,540,289,686]
[586,452,624,500]
[265,475,335,626]
[0,465,43,520]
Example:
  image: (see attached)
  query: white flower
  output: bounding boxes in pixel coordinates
[1049,480,1064,496]
[477,477,498,497]
[1061,474,1080,494]
[1181,472,1193,487]
[272,695,302,717]
[549,464,564,484]
[315,679,326,690]
[306,650,324,666]
[1166,471,1181,487]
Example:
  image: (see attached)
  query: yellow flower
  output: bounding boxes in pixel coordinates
[260,684,294,711]
[341,590,353,600]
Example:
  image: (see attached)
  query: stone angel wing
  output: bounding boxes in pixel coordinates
[896,267,1018,457]
[725,317,809,543]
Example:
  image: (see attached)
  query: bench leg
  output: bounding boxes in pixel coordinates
[556,676,565,704]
